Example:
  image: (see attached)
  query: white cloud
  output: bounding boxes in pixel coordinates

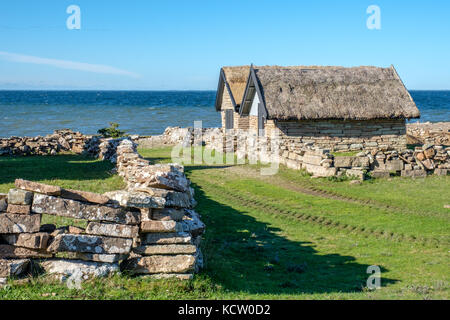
[0,51,140,78]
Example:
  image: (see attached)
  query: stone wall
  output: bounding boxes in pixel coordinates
[266,119,407,152]
[406,122,450,146]
[293,144,450,179]
[198,128,450,180]
[0,139,204,286]
[0,129,91,156]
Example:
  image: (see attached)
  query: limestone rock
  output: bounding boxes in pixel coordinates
[133,244,197,255]
[40,259,119,280]
[133,164,190,192]
[371,171,390,178]
[0,213,41,234]
[345,169,365,180]
[0,259,30,277]
[105,189,192,209]
[385,160,404,172]
[86,222,139,238]
[122,255,196,274]
[334,156,370,169]
[68,226,85,234]
[401,169,427,178]
[104,190,166,209]
[6,204,31,215]
[55,252,127,263]
[31,194,140,225]
[60,188,110,205]
[302,154,323,166]
[1,233,50,249]
[141,232,192,245]
[303,163,336,177]
[423,147,436,159]
[140,220,183,233]
[180,210,205,237]
[7,189,33,205]
[47,234,132,254]
[0,245,52,258]
[416,152,426,161]
[0,199,7,212]
[15,179,61,196]
[421,158,435,170]
[152,208,185,222]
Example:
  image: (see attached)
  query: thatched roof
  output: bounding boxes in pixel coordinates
[215,66,250,111]
[241,65,420,120]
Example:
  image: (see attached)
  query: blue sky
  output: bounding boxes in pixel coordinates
[0,0,449,90]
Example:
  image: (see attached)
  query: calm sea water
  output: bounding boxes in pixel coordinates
[0,90,448,138]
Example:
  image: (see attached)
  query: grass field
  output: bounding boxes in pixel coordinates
[0,147,449,299]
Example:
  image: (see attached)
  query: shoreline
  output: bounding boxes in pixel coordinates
[0,121,449,140]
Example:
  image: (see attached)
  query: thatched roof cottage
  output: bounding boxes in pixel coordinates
[215,65,420,151]
[215,66,251,130]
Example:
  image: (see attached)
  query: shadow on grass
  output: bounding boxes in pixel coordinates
[0,154,115,185]
[191,182,398,295]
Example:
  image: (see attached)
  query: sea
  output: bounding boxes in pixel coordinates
[0,90,449,138]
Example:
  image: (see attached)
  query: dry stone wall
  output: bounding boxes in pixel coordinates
[406,122,450,146]
[293,144,450,179]
[0,139,204,286]
[265,119,408,152]
[198,128,450,180]
[0,129,90,156]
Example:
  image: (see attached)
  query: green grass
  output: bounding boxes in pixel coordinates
[1,147,449,299]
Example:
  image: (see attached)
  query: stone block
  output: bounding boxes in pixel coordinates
[385,160,404,172]
[47,234,132,255]
[6,204,31,215]
[302,154,323,166]
[7,189,33,205]
[31,194,140,225]
[40,259,119,279]
[334,156,370,169]
[0,245,52,259]
[55,252,127,263]
[140,220,182,233]
[86,222,139,238]
[0,259,30,277]
[303,164,337,177]
[60,188,110,204]
[345,169,365,180]
[1,232,50,249]
[371,171,390,179]
[141,232,192,245]
[401,170,427,178]
[105,189,193,209]
[152,208,185,222]
[0,213,41,234]
[122,255,196,274]
[15,179,61,196]
[133,244,197,255]
[0,199,7,212]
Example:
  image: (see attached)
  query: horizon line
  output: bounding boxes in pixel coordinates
[0,88,449,92]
